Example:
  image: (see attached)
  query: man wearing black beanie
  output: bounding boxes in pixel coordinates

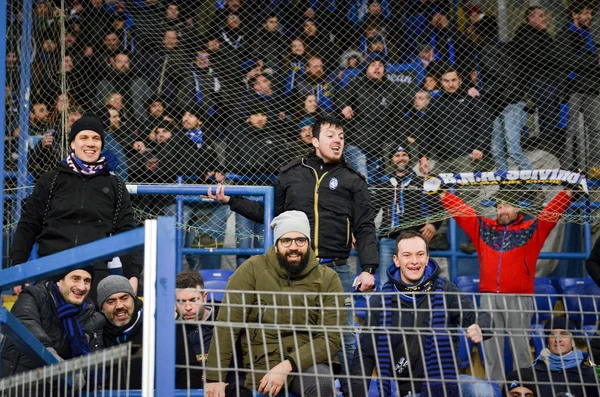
[10,112,142,301]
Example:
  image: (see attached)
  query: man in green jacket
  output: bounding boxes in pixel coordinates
[204,211,344,397]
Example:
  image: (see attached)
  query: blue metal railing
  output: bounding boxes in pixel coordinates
[128,183,275,273]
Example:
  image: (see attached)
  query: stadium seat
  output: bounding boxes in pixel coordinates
[534,277,552,286]
[562,283,600,327]
[531,283,557,324]
[557,277,595,294]
[199,269,235,303]
[455,276,480,306]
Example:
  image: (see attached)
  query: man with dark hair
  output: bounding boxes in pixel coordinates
[350,230,494,396]
[372,145,443,288]
[440,188,572,380]
[419,9,474,78]
[557,1,600,174]
[340,55,416,181]
[175,270,214,389]
[209,115,379,389]
[2,268,104,379]
[287,56,335,113]
[511,7,562,151]
[95,52,153,122]
[253,14,287,74]
[205,211,344,396]
[177,50,220,118]
[419,64,491,177]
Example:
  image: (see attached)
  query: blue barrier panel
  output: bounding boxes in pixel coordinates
[0,228,144,289]
[127,184,275,272]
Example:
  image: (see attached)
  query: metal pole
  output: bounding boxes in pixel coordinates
[155,217,176,396]
[0,0,8,267]
[16,0,33,221]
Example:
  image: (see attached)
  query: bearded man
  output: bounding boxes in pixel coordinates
[204,211,344,397]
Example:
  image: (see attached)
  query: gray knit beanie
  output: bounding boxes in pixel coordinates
[270,210,311,243]
[97,275,135,308]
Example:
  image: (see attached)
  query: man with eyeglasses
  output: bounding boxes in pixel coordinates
[205,211,344,397]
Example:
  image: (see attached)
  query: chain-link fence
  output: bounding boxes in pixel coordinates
[4,0,600,266]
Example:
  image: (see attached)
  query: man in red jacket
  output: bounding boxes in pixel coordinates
[440,188,572,381]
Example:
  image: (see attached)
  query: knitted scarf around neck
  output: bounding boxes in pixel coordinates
[50,283,92,357]
[377,265,459,397]
[65,152,107,175]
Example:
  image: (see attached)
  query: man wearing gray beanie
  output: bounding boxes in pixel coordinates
[205,210,344,397]
[98,275,144,389]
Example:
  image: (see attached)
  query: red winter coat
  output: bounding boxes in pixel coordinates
[441,191,571,294]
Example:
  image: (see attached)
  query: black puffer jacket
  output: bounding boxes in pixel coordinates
[10,162,142,279]
[229,154,379,272]
[1,281,105,376]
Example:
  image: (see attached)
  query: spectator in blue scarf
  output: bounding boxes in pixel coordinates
[505,317,599,397]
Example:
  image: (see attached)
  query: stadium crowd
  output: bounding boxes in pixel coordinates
[3,0,600,396]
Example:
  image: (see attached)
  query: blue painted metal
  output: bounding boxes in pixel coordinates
[15,0,33,221]
[0,228,144,289]
[182,248,263,256]
[0,308,59,367]
[0,0,7,267]
[84,391,205,396]
[263,184,275,247]
[155,217,177,396]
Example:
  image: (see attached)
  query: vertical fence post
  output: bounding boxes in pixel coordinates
[142,219,157,397]
[155,216,176,396]
[263,186,275,248]
[0,0,8,266]
[16,0,33,221]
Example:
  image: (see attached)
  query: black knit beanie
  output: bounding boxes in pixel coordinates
[69,112,105,149]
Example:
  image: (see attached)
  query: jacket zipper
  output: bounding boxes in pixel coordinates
[74,180,87,246]
[346,218,351,246]
[302,160,328,257]
[497,227,506,293]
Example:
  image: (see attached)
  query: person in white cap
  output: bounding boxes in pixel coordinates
[205,210,344,397]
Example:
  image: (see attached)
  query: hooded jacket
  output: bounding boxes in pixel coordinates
[228,154,379,272]
[1,281,105,376]
[10,162,142,279]
[204,246,344,388]
[350,259,492,396]
[441,190,571,294]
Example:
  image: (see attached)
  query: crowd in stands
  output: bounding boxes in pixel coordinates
[5,0,600,188]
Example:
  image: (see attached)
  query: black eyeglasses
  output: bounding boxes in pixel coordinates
[278,237,309,247]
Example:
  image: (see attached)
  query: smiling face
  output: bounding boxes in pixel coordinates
[70,130,102,162]
[176,287,208,321]
[312,123,344,163]
[394,236,429,284]
[392,150,411,172]
[274,231,310,274]
[182,111,202,130]
[304,94,318,113]
[102,292,135,327]
[57,269,92,306]
[547,329,574,356]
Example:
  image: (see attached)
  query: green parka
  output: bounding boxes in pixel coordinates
[205,246,344,388]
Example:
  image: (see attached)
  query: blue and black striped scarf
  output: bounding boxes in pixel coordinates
[50,283,92,357]
[376,274,458,396]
